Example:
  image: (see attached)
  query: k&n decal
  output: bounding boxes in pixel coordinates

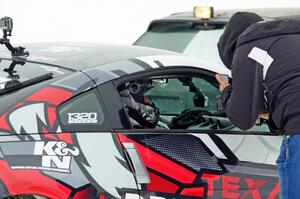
[0,141,80,173]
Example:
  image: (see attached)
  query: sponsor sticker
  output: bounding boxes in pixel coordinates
[68,112,98,124]
[0,141,80,173]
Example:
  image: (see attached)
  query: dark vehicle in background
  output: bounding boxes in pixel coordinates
[134,7,300,66]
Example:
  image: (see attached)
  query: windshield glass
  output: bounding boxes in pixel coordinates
[0,59,69,89]
[135,22,225,66]
[0,59,70,86]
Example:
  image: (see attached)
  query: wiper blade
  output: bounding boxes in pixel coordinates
[0,72,53,95]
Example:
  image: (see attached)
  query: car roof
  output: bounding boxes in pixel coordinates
[0,42,178,71]
[149,7,300,26]
[82,54,230,88]
[0,43,230,94]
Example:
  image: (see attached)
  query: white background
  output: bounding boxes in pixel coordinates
[0,0,299,45]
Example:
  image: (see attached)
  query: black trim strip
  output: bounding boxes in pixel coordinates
[68,184,97,198]
[111,69,128,77]
[154,60,164,68]
[208,134,238,165]
[116,128,279,136]
[0,73,53,95]
[147,167,182,186]
[129,58,152,70]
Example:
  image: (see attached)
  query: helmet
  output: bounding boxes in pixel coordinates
[120,80,159,128]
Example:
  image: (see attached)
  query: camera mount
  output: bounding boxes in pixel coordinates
[0,17,29,57]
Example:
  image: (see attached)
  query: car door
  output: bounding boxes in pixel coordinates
[111,67,280,199]
[0,80,139,199]
[56,88,140,199]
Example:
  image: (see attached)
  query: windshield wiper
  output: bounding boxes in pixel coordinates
[0,72,53,95]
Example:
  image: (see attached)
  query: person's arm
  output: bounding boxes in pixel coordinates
[217,45,266,130]
[259,112,269,120]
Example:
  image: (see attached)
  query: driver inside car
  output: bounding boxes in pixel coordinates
[120,80,169,129]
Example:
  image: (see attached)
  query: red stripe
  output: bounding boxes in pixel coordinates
[25,87,72,106]
[14,102,25,108]
[72,186,96,199]
[57,133,74,145]
[0,160,71,199]
[98,194,106,199]
[181,187,205,197]
[47,107,57,128]
[42,127,58,140]
[147,172,179,194]
[0,113,11,131]
[267,183,279,199]
[117,134,196,184]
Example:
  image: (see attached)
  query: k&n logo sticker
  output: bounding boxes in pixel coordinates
[0,141,80,173]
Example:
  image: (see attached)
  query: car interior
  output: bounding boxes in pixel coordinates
[118,74,270,132]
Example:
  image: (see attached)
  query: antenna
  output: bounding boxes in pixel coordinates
[0,17,29,57]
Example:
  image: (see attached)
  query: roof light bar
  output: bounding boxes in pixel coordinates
[194,6,214,20]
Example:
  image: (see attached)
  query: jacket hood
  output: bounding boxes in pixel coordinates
[217,12,263,69]
[237,19,300,47]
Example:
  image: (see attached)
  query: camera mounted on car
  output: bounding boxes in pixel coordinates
[0,16,29,57]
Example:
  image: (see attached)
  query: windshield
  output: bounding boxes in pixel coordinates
[134,22,225,66]
[0,59,69,90]
[0,59,70,87]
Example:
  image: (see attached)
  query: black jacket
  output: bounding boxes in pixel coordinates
[220,19,300,133]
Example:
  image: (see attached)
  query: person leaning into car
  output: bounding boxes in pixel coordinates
[215,12,300,199]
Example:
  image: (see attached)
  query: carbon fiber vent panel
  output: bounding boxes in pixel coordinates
[141,134,222,171]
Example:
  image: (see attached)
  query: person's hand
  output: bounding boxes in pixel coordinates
[259,112,269,120]
[215,74,230,92]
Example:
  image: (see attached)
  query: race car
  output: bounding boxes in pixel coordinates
[0,18,280,199]
[134,7,300,66]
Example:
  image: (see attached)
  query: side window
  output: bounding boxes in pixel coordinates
[118,74,270,132]
[146,77,219,114]
[58,90,111,131]
[118,76,222,130]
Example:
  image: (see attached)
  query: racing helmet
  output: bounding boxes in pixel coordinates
[120,80,159,128]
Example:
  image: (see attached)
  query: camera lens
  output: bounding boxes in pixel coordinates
[129,83,140,94]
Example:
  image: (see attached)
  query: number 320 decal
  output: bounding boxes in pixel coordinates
[68,112,98,124]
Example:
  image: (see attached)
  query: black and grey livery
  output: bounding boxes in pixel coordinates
[0,42,281,199]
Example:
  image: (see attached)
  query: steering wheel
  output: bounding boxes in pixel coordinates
[170,109,211,129]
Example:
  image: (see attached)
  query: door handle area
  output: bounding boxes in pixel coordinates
[123,142,150,184]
